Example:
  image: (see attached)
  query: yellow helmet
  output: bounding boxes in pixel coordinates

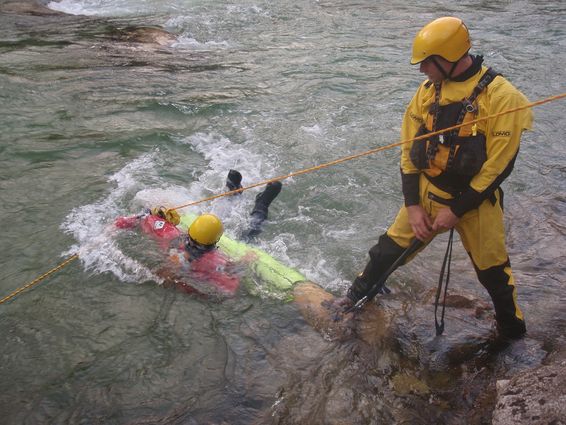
[411,17,471,64]
[188,214,224,246]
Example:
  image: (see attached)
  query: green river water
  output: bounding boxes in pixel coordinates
[0,1,565,424]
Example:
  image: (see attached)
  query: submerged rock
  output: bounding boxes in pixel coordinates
[390,371,430,396]
[0,1,66,16]
[2,1,177,47]
[105,26,177,46]
[273,282,550,424]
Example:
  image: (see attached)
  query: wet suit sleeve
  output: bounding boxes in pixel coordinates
[451,81,533,217]
[400,85,427,206]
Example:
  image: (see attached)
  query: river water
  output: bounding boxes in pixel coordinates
[1,0,565,424]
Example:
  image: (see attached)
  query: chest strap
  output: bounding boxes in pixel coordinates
[426,68,500,169]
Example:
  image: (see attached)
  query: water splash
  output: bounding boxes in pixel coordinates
[47,0,184,17]
[60,133,291,284]
[61,152,161,283]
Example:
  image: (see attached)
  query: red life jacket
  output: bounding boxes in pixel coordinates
[139,214,182,247]
[115,213,181,250]
[173,248,240,296]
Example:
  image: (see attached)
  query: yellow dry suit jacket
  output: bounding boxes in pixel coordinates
[400,63,533,217]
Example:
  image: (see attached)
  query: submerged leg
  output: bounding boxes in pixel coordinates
[243,181,282,241]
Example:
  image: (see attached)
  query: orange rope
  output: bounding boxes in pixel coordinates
[170,92,566,211]
[0,254,79,305]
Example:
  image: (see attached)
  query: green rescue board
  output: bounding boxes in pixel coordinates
[179,213,306,299]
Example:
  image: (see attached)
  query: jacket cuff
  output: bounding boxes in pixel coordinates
[451,187,485,217]
[401,171,420,206]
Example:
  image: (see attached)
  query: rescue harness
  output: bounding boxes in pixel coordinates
[411,68,500,195]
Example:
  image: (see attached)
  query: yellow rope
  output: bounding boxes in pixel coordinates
[170,92,566,211]
[2,91,565,305]
[0,254,79,305]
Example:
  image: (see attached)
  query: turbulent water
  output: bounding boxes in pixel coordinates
[1,0,565,424]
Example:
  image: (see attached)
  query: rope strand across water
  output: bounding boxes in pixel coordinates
[169,92,566,211]
[0,254,79,305]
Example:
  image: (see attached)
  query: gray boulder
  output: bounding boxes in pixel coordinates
[493,353,566,425]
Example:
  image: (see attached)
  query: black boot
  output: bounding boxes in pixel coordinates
[496,319,526,340]
[251,181,282,218]
[226,169,243,194]
[244,181,282,240]
[474,260,527,341]
[347,233,406,303]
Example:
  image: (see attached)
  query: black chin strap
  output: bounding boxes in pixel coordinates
[431,57,448,80]
[434,228,454,336]
[431,56,461,80]
[448,60,460,79]
[184,237,214,261]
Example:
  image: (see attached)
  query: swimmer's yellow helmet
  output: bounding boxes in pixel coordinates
[188,213,224,246]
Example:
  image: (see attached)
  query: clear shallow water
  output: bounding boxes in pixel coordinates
[1,0,565,423]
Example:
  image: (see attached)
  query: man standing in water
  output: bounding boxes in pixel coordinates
[337,17,533,339]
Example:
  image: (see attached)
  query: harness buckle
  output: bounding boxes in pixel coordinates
[463,100,476,113]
